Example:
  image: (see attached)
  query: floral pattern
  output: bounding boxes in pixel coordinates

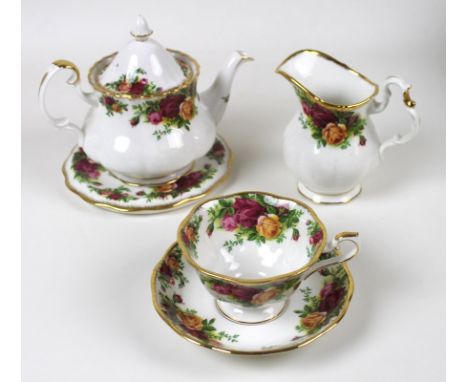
[159,293,239,346]
[202,193,308,252]
[292,250,349,340]
[101,67,198,139]
[158,245,188,292]
[200,275,300,307]
[104,68,160,96]
[99,96,128,116]
[296,88,367,149]
[71,148,105,184]
[65,138,228,208]
[180,215,202,258]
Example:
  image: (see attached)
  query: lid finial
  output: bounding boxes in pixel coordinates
[131,15,153,41]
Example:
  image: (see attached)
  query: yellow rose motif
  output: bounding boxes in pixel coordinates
[256,214,282,239]
[118,81,131,93]
[179,98,195,120]
[322,122,348,145]
[184,226,196,242]
[111,103,122,113]
[251,287,280,305]
[177,311,204,331]
[165,256,179,271]
[301,312,326,330]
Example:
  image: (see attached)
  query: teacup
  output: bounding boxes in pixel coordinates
[177,191,359,324]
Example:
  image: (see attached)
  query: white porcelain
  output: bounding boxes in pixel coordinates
[62,135,232,214]
[39,15,252,184]
[276,49,421,203]
[152,242,355,354]
[176,191,359,324]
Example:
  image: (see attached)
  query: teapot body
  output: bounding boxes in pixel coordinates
[82,94,216,183]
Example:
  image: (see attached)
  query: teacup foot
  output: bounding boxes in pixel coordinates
[215,299,288,325]
[298,182,362,204]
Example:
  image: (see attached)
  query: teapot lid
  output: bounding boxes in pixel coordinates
[96,16,189,98]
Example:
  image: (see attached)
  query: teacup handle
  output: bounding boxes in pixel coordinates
[38,60,97,144]
[367,76,421,159]
[304,232,359,279]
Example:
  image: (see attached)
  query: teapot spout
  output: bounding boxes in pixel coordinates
[200,51,253,125]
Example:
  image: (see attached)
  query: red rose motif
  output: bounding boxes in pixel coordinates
[130,117,140,127]
[310,231,323,245]
[230,286,261,301]
[109,193,123,200]
[103,96,115,106]
[213,284,232,295]
[210,141,225,157]
[74,158,100,179]
[233,198,266,228]
[319,282,345,313]
[160,95,185,118]
[148,111,163,125]
[129,81,146,95]
[176,171,203,190]
[160,262,173,278]
[173,294,183,303]
[308,103,337,128]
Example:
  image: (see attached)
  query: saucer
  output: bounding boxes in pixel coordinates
[151,242,354,355]
[62,135,232,214]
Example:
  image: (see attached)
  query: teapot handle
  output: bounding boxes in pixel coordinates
[38,60,97,143]
[367,76,420,159]
[304,232,359,280]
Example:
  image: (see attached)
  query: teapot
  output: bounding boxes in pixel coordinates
[276,49,420,204]
[39,16,253,185]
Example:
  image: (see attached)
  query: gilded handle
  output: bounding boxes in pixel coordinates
[38,60,96,142]
[368,76,421,158]
[304,232,359,279]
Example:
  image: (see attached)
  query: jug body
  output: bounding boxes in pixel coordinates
[277,49,420,204]
[283,99,380,203]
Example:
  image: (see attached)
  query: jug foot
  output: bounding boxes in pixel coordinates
[109,162,194,187]
[215,299,288,325]
[298,182,362,204]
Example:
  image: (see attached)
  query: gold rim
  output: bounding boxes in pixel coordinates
[176,191,328,285]
[151,242,354,356]
[87,49,200,100]
[275,49,379,111]
[297,183,362,205]
[61,137,233,214]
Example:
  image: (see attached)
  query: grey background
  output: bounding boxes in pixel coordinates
[22,0,445,381]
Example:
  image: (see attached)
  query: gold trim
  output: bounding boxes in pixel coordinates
[87,49,200,100]
[151,242,355,356]
[177,191,328,285]
[297,184,362,205]
[61,137,233,214]
[403,86,416,108]
[215,299,288,325]
[52,59,80,85]
[107,161,195,187]
[275,49,379,111]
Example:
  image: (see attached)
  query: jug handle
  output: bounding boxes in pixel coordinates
[38,60,97,142]
[367,76,420,159]
[304,232,359,280]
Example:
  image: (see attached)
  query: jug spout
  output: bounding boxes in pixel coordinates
[275,49,378,112]
[200,51,253,125]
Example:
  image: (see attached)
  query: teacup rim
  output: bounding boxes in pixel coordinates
[176,191,328,285]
